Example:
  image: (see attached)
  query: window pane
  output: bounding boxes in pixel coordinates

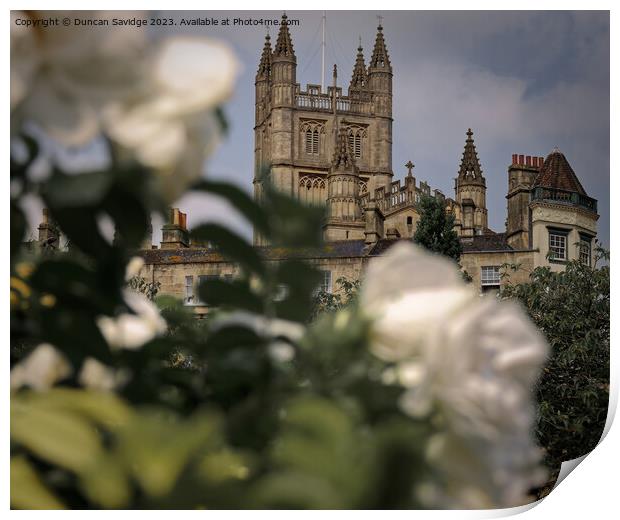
[549,233,566,260]
[481,266,501,285]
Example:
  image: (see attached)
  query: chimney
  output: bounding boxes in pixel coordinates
[512,154,518,164]
[518,154,524,165]
[161,208,189,249]
[38,208,60,250]
[364,201,384,246]
[525,155,531,166]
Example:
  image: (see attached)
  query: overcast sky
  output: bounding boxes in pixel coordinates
[23,10,610,249]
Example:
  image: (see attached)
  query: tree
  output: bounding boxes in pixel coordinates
[500,248,610,475]
[413,195,462,262]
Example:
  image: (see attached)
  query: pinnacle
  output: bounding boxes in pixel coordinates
[273,13,295,59]
[458,128,483,181]
[256,33,272,78]
[349,42,368,91]
[332,127,357,171]
[369,23,391,69]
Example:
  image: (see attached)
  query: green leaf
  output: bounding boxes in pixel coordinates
[43,170,113,208]
[11,201,27,258]
[10,456,64,510]
[80,454,131,509]
[118,411,221,497]
[197,278,263,313]
[191,223,265,277]
[11,397,104,474]
[191,180,270,236]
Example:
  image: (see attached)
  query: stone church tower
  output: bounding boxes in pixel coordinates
[253,14,394,244]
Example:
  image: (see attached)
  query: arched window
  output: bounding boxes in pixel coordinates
[346,126,366,159]
[305,129,319,155]
[301,120,324,157]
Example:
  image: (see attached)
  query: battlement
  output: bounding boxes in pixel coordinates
[359,174,450,215]
[295,84,374,115]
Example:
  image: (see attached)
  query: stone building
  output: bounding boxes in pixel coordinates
[39,15,599,309]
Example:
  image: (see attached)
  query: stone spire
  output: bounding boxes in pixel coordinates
[369,23,391,70]
[332,126,358,172]
[458,128,484,183]
[349,42,367,91]
[256,33,272,79]
[273,13,295,59]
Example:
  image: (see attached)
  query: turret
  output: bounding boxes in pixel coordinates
[271,13,296,108]
[324,125,364,241]
[454,128,487,237]
[366,23,393,184]
[367,23,392,116]
[529,148,598,268]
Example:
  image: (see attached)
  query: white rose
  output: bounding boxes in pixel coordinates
[78,357,128,391]
[361,242,549,508]
[10,343,72,391]
[96,289,166,350]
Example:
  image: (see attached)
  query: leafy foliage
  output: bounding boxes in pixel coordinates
[413,195,462,262]
[312,277,360,317]
[10,137,433,509]
[500,250,610,471]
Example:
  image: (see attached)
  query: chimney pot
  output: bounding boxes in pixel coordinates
[526,156,531,166]
[518,154,524,165]
[512,153,517,164]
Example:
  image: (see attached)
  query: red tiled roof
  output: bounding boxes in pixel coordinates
[534,150,587,196]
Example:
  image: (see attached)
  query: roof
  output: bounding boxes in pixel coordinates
[534,149,587,196]
[141,239,370,265]
[461,232,513,253]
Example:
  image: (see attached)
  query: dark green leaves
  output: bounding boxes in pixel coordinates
[192,180,270,237]
[191,224,265,277]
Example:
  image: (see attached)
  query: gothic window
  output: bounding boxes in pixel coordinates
[346,126,366,159]
[305,129,319,155]
[299,175,327,206]
[300,120,325,157]
[358,180,367,195]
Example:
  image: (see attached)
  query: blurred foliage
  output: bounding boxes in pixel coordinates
[500,248,610,472]
[312,277,361,317]
[10,137,433,509]
[128,276,161,301]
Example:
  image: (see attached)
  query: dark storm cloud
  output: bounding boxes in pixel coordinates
[159,11,611,247]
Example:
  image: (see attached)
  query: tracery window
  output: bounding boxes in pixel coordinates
[300,120,324,157]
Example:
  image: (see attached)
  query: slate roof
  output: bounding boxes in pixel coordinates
[461,232,513,253]
[534,149,587,196]
[141,239,370,265]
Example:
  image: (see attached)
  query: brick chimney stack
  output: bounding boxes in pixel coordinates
[161,208,189,249]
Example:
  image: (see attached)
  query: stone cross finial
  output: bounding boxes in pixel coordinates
[377,14,384,28]
[405,160,415,177]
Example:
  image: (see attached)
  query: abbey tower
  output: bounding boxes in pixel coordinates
[253,14,393,244]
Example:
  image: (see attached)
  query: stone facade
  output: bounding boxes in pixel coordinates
[36,14,599,306]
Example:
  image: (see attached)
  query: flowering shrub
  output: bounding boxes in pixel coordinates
[11,10,551,510]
